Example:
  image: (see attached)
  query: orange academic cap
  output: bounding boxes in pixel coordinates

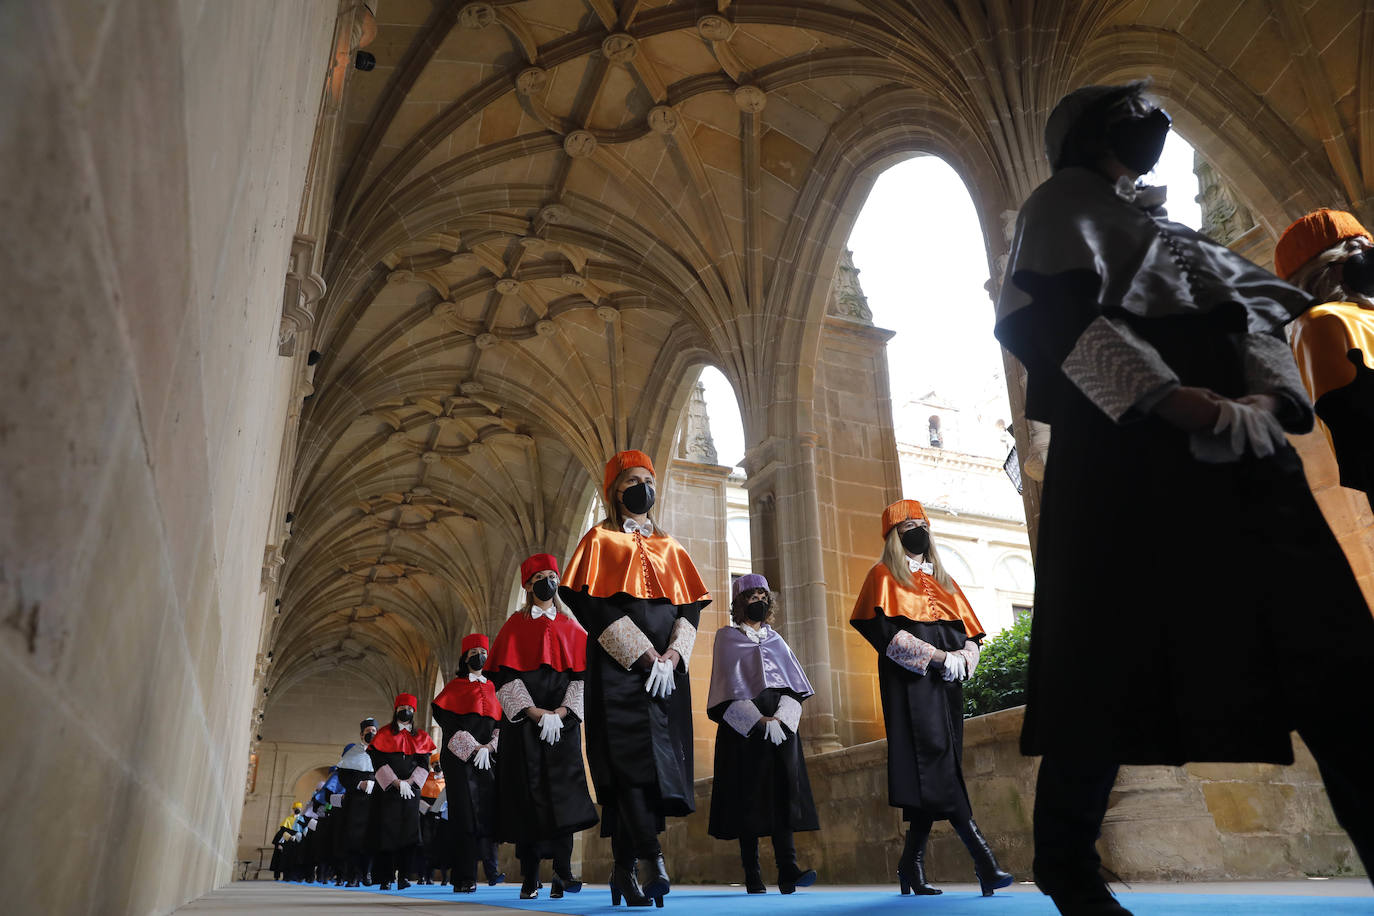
[603,450,655,496]
[881,500,927,538]
[1274,209,1372,281]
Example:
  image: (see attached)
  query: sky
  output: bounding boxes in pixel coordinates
[699,129,1204,469]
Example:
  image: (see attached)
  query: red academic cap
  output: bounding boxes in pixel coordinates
[393,693,418,710]
[520,553,559,584]
[461,633,489,654]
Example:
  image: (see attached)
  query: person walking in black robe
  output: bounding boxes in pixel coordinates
[707,573,819,894]
[432,633,501,893]
[335,720,378,886]
[366,693,437,890]
[997,81,1374,915]
[492,552,599,900]
[560,450,711,907]
[851,500,1012,898]
[269,803,302,880]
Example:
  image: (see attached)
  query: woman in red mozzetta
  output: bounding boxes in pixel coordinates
[490,553,598,900]
[431,633,501,893]
[367,693,438,890]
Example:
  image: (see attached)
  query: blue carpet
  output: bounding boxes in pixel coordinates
[317,881,1374,914]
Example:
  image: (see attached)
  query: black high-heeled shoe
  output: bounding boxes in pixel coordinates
[952,819,1013,896]
[743,864,766,894]
[897,825,941,896]
[453,880,477,893]
[553,868,582,894]
[638,855,669,905]
[610,861,651,907]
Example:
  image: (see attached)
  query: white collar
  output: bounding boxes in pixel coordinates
[622,517,654,537]
[397,722,412,732]
[907,556,933,575]
[735,622,767,644]
[467,671,487,683]
[530,605,557,621]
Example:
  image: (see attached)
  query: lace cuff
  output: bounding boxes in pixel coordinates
[886,630,936,675]
[598,615,654,669]
[1242,332,1312,430]
[1061,316,1180,422]
[560,679,585,721]
[497,678,535,722]
[409,767,429,788]
[959,639,982,677]
[489,727,499,754]
[723,699,762,736]
[373,764,398,790]
[775,695,803,733]
[667,617,698,664]
[448,730,479,762]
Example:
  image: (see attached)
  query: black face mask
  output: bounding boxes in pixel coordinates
[362,731,376,745]
[1106,108,1171,175]
[395,708,414,723]
[466,653,486,672]
[1343,249,1374,295]
[621,481,655,515]
[744,599,770,622]
[899,526,930,556]
[532,577,558,602]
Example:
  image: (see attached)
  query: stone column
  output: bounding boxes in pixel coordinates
[661,456,732,778]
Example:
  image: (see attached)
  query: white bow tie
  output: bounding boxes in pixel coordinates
[467,671,487,683]
[736,623,765,644]
[907,557,933,575]
[530,606,557,621]
[622,517,654,537]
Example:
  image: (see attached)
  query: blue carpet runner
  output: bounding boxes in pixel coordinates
[319,881,1373,913]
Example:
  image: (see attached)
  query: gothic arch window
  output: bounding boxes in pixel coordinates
[928,415,942,448]
[994,554,1034,593]
[939,543,974,584]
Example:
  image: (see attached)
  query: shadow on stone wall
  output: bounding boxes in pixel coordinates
[581,706,1363,885]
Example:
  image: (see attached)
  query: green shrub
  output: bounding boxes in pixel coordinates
[963,612,1031,718]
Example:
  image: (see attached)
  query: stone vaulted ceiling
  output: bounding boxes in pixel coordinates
[265,0,1374,703]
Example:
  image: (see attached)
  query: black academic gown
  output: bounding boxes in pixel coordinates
[997,167,1374,765]
[432,706,498,837]
[492,665,598,844]
[366,743,428,853]
[561,592,704,831]
[708,686,819,839]
[335,768,373,855]
[852,615,973,818]
[270,826,291,874]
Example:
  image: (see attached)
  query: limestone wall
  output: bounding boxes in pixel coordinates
[582,706,1362,884]
[0,1,335,913]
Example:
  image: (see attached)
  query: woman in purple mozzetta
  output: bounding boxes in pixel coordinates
[706,574,819,895]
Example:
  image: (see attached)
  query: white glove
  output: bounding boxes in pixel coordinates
[645,658,675,698]
[764,719,787,745]
[539,711,564,745]
[361,780,374,795]
[1213,399,1286,458]
[941,651,968,682]
[473,746,492,770]
[396,780,415,800]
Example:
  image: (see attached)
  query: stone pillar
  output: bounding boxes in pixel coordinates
[660,456,732,778]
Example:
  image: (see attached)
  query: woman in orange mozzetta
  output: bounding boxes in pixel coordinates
[850,499,1012,898]
[559,450,711,907]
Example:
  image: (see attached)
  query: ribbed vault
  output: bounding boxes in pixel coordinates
[265,0,1374,705]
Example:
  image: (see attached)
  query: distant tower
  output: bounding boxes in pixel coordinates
[678,380,719,464]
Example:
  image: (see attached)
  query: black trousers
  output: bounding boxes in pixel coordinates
[372,846,416,885]
[738,832,797,870]
[905,788,974,835]
[612,785,662,858]
[1033,719,1374,885]
[516,833,573,877]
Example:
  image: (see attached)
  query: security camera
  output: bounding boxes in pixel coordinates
[355,51,376,71]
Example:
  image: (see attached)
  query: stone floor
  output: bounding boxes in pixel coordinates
[177,879,1373,914]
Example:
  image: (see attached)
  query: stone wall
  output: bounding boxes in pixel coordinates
[582,706,1362,884]
[0,1,336,913]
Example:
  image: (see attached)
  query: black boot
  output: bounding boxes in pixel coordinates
[610,860,650,907]
[897,824,941,895]
[772,831,816,894]
[520,859,540,900]
[637,853,670,904]
[1033,757,1131,915]
[952,819,1013,896]
[739,837,766,894]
